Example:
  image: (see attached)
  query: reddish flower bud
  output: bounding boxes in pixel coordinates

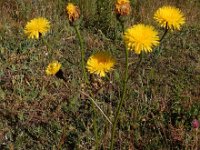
[192,119,199,129]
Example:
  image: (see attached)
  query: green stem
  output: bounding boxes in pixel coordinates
[155,25,169,56]
[136,52,143,70]
[110,47,129,150]
[74,25,88,83]
[160,26,169,42]
[80,91,112,125]
[116,15,125,34]
[127,52,143,82]
[119,19,125,34]
[80,91,101,149]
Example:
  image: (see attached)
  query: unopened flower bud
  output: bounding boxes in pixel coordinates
[115,0,131,16]
[66,3,80,24]
[192,119,199,129]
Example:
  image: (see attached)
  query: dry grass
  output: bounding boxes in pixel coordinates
[0,0,200,149]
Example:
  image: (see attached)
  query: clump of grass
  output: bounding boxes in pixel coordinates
[0,0,200,149]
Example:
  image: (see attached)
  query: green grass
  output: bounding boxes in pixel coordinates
[0,0,200,149]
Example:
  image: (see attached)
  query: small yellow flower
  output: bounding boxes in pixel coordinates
[115,0,131,16]
[24,17,50,39]
[66,3,80,22]
[86,52,115,77]
[124,24,160,54]
[46,61,61,75]
[154,6,185,30]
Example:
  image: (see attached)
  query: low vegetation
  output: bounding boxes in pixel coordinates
[0,0,199,149]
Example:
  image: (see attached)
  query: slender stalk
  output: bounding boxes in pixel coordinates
[127,52,143,81]
[74,25,98,148]
[116,15,125,34]
[74,25,88,83]
[80,91,112,125]
[119,18,125,34]
[156,24,169,56]
[160,26,169,42]
[80,91,112,149]
[136,52,143,70]
[110,46,129,150]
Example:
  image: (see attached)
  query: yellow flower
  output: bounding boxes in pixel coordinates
[124,24,160,54]
[86,52,115,77]
[66,3,80,22]
[46,61,61,75]
[24,17,50,39]
[115,0,131,16]
[154,6,185,30]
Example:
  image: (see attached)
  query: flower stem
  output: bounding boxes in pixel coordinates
[110,46,129,150]
[80,91,112,125]
[119,19,125,34]
[160,26,169,42]
[156,24,169,56]
[74,25,88,83]
[80,90,113,149]
[116,15,125,34]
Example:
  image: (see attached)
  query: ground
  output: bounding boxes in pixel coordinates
[0,0,200,149]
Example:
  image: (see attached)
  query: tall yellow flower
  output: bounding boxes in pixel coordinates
[115,0,131,16]
[24,17,50,39]
[124,24,160,54]
[46,61,61,75]
[66,3,80,23]
[86,52,115,77]
[154,6,185,30]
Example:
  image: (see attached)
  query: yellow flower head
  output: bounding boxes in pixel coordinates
[66,3,80,22]
[124,24,160,54]
[86,52,115,77]
[46,61,61,76]
[115,0,131,16]
[24,17,50,39]
[154,6,185,30]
